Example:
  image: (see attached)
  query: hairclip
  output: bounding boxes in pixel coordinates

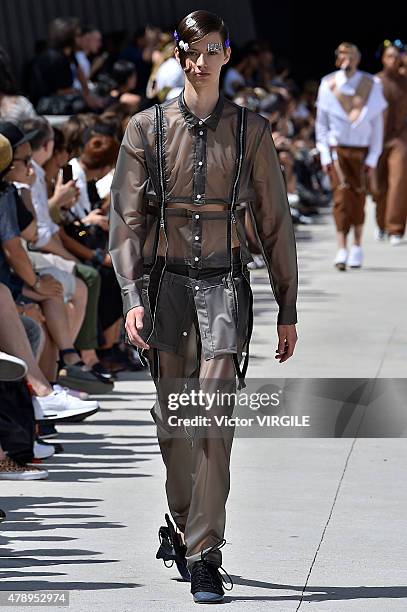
[173,30,179,42]
[179,40,189,51]
[375,38,405,58]
[224,38,230,48]
[207,42,223,52]
[185,17,196,28]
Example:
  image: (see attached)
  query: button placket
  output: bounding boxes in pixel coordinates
[191,209,202,268]
[193,124,207,204]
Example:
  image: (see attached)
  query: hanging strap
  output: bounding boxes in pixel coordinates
[229,106,248,390]
[141,104,168,366]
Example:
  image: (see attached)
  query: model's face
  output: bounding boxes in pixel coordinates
[175,31,230,86]
[382,47,401,72]
[336,47,360,73]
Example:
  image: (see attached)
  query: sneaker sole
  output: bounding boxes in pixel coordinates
[36,406,99,423]
[335,262,346,271]
[0,471,48,480]
[0,360,27,381]
[57,374,114,395]
[193,593,224,603]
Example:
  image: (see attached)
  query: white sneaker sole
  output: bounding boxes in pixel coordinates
[0,470,48,480]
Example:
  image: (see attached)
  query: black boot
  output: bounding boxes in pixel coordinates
[156,513,190,581]
[190,538,233,603]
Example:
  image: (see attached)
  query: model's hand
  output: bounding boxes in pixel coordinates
[275,324,297,363]
[125,306,150,350]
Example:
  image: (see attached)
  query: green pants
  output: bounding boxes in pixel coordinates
[74,264,101,350]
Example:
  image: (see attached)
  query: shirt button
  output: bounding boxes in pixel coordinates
[199,130,203,135]
[182,331,188,336]
[198,120,203,125]
[195,214,199,219]
[195,235,199,240]
[196,194,201,199]
[194,256,199,261]
[198,161,203,166]
[195,285,199,290]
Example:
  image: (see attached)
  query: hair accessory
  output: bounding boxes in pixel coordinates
[207,42,223,52]
[179,40,189,51]
[185,17,196,27]
[224,38,230,48]
[375,38,405,58]
[173,30,179,42]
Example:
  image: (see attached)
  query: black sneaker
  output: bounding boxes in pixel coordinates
[156,513,190,581]
[190,539,233,603]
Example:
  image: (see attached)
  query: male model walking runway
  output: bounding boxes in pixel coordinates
[375,41,407,245]
[110,10,298,604]
[316,42,387,270]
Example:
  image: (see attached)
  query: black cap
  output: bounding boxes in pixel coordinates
[0,121,39,149]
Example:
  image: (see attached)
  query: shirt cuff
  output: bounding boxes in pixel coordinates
[317,145,332,167]
[364,151,380,168]
[122,289,143,316]
[277,304,297,325]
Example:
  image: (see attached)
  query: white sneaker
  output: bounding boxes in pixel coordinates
[334,248,348,270]
[389,234,404,246]
[0,456,48,480]
[348,245,363,268]
[374,228,387,241]
[0,352,27,381]
[52,384,89,401]
[32,389,99,422]
[34,441,55,460]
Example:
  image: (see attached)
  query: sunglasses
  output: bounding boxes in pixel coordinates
[13,156,32,166]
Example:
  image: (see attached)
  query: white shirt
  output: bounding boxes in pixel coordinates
[30,160,59,248]
[315,70,388,168]
[69,157,91,219]
[155,58,185,100]
[223,67,245,98]
[73,51,91,90]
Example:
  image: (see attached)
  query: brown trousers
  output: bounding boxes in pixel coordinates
[375,138,407,236]
[147,315,236,569]
[329,146,369,234]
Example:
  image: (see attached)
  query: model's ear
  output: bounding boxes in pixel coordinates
[223,47,231,65]
[174,46,181,65]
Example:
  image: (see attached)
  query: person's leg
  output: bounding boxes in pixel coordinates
[98,318,121,350]
[147,345,194,535]
[66,277,88,343]
[0,285,52,397]
[375,149,389,232]
[74,264,101,353]
[38,325,59,383]
[32,295,80,364]
[183,352,236,569]
[384,140,407,237]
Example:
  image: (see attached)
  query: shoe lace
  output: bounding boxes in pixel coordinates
[199,538,234,592]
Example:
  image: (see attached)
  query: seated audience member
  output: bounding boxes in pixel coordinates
[29,17,103,113]
[74,24,103,89]
[0,124,112,393]
[0,47,37,123]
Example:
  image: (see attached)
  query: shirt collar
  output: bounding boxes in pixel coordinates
[32,159,45,179]
[178,89,225,131]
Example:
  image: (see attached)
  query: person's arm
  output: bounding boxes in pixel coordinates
[3,236,38,288]
[315,104,332,169]
[37,231,79,263]
[365,112,384,168]
[248,121,298,326]
[59,226,110,266]
[109,117,149,315]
